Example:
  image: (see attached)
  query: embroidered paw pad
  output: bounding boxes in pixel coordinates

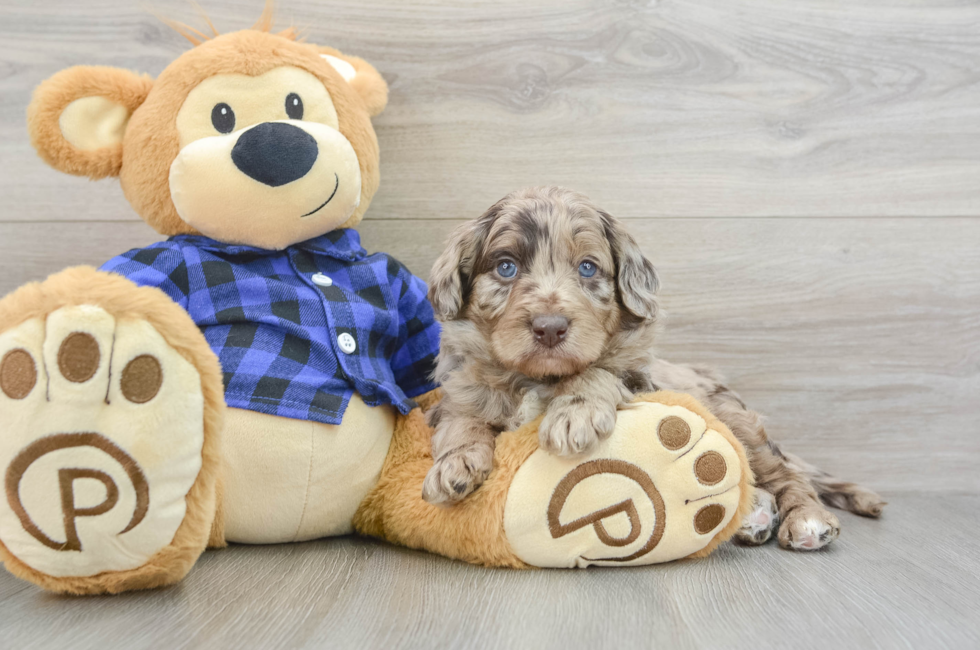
[0,306,204,578]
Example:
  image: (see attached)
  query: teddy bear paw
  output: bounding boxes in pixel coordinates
[0,305,207,586]
[503,398,748,567]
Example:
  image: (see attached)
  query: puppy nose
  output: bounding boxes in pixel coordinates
[532,315,569,348]
[231,122,318,187]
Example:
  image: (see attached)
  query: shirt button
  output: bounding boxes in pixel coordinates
[337,333,357,354]
[311,273,333,287]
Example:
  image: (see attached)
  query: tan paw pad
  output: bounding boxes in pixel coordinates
[1,349,37,400]
[120,355,163,404]
[694,451,726,486]
[57,332,100,383]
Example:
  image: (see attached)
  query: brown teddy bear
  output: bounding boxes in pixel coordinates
[0,14,752,595]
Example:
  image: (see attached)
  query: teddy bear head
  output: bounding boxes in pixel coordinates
[27,26,388,250]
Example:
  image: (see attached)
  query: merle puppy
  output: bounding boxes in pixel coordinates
[421,186,885,550]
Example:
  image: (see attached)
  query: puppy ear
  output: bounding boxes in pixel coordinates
[27,66,153,179]
[600,211,660,321]
[317,48,389,117]
[429,204,501,320]
[428,221,479,321]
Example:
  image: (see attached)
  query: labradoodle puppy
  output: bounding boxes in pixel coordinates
[422,186,885,550]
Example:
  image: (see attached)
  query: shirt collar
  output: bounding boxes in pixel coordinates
[169,229,367,262]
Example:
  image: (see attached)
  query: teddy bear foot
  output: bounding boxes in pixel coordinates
[503,393,753,567]
[0,269,223,594]
[353,390,753,569]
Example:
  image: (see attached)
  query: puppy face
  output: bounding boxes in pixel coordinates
[430,187,660,379]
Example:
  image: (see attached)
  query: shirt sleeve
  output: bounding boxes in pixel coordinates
[99,240,190,309]
[387,256,441,397]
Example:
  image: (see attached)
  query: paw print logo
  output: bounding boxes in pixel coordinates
[547,459,666,562]
[5,432,149,552]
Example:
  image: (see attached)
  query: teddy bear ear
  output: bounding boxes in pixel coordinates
[318,49,389,117]
[27,66,154,179]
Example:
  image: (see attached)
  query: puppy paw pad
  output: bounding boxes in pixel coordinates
[779,510,840,551]
[422,445,492,506]
[734,489,778,545]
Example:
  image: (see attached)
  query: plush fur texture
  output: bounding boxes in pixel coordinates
[0,267,226,594]
[26,28,387,238]
[354,389,529,568]
[27,66,153,179]
[315,45,388,118]
[354,389,752,566]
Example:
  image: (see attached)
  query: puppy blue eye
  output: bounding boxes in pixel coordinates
[497,260,517,278]
[578,261,597,278]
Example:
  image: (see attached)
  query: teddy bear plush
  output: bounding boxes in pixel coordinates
[0,18,752,595]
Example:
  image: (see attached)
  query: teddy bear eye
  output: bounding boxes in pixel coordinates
[211,103,236,133]
[285,93,304,120]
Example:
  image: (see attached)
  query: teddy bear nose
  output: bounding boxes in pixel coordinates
[531,314,569,348]
[231,122,319,187]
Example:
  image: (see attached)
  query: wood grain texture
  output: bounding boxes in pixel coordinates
[0,217,976,492]
[2,0,980,221]
[1,495,977,650]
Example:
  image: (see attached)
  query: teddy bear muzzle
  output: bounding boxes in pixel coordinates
[168,119,363,250]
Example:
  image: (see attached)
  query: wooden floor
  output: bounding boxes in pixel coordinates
[1,495,978,649]
[1,0,978,647]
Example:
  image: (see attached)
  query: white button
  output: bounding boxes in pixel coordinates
[311,273,333,287]
[337,333,357,354]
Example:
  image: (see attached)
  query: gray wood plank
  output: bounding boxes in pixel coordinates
[0,217,976,493]
[2,0,980,221]
[1,494,977,650]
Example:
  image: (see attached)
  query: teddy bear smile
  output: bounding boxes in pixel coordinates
[301,172,340,218]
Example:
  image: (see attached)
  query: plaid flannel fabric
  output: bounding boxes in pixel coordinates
[100,229,440,425]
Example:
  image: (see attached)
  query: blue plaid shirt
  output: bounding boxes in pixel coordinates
[100,229,441,425]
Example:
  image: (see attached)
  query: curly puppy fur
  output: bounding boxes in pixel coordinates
[424,186,886,551]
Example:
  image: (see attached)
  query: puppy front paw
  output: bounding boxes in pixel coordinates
[538,396,617,457]
[422,443,494,506]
